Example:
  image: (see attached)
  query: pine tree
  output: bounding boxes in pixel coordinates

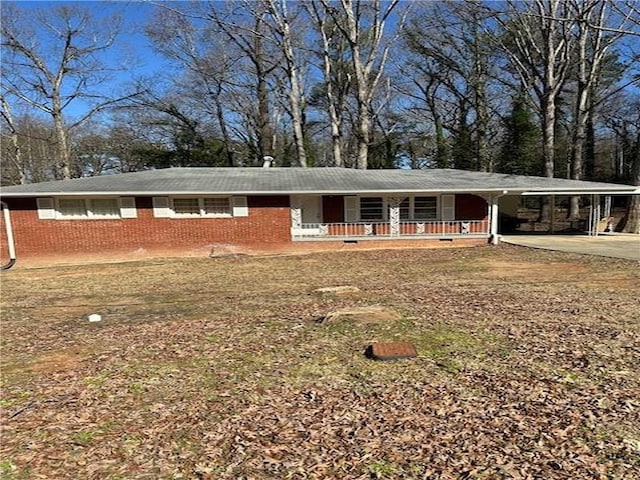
[498,96,541,176]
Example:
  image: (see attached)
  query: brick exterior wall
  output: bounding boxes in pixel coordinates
[0,193,490,265]
[1,196,291,260]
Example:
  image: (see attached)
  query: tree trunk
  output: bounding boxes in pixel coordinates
[53,112,71,180]
[585,108,595,178]
[568,15,589,220]
[472,21,489,172]
[539,95,556,221]
[307,1,344,167]
[275,1,308,167]
[256,67,273,160]
[287,69,307,167]
[568,107,587,219]
[0,97,26,184]
[352,34,371,170]
[476,96,489,171]
[355,98,371,169]
[214,91,234,167]
[330,107,344,167]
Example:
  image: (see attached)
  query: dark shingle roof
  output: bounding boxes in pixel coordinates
[0,167,637,197]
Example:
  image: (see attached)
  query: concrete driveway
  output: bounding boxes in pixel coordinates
[502,234,640,261]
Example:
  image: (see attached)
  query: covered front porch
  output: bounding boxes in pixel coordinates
[290,193,495,242]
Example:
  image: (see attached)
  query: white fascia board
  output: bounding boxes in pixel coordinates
[2,187,637,197]
[1,188,508,197]
[520,190,637,195]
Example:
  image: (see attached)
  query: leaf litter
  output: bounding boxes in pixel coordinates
[1,244,639,479]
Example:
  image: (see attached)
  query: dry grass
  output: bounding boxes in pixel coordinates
[1,245,639,479]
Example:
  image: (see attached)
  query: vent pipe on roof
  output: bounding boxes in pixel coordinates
[262,156,274,168]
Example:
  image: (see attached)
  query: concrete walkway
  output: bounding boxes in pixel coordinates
[502,234,640,261]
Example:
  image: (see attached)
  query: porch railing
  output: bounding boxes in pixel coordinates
[292,220,489,240]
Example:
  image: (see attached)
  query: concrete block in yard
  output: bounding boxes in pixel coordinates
[314,286,361,295]
[365,342,417,361]
[320,306,401,324]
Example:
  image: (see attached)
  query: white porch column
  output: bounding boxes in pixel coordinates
[490,195,500,245]
[388,197,404,237]
[593,194,601,236]
[550,195,555,234]
[603,195,612,218]
[290,196,302,231]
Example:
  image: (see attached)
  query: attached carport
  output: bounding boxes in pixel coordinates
[491,183,640,244]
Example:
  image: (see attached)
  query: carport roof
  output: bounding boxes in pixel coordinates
[1,167,637,197]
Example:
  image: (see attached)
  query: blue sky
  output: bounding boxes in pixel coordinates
[5,0,640,123]
[5,1,170,120]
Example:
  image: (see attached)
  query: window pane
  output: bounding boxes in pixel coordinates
[58,199,87,218]
[360,197,383,220]
[400,198,410,220]
[173,198,200,215]
[203,197,230,216]
[414,196,437,220]
[90,198,120,217]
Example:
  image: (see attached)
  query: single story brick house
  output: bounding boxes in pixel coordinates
[0,167,637,266]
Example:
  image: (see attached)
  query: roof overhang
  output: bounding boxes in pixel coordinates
[1,167,638,197]
[519,189,640,196]
[1,187,638,198]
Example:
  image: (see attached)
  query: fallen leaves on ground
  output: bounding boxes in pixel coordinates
[1,245,638,479]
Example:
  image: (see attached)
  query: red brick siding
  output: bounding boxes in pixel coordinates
[1,193,490,262]
[455,194,488,220]
[2,196,291,258]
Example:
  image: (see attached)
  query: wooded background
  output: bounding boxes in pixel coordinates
[2,0,639,220]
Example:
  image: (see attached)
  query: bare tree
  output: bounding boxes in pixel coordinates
[567,0,634,218]
[403,1,497,172]
[0,4,140,180]
[488,0,576,219]
[0,112,58,185]
[0,95,25,184]
[207,2,281,163]
[263,0,308,166]
[307,0,352,167]
[501,1,575,178]
[320,0,401,169]
[146,7,238,166]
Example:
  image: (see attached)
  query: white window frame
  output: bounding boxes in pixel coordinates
[354,195,441,222]
[359,196,386,221]
[55,197,124,220]
[169,196,232,218]
[401,196,439,221]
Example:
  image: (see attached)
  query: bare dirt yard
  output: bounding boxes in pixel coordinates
[1,245,639,479]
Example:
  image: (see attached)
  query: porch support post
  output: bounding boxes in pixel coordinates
[290,196,302,231]
[388,197,404,237]
[550,195,555,235]
[593,194,601,237]
[587,195,595,236]
[490,194,500,245]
